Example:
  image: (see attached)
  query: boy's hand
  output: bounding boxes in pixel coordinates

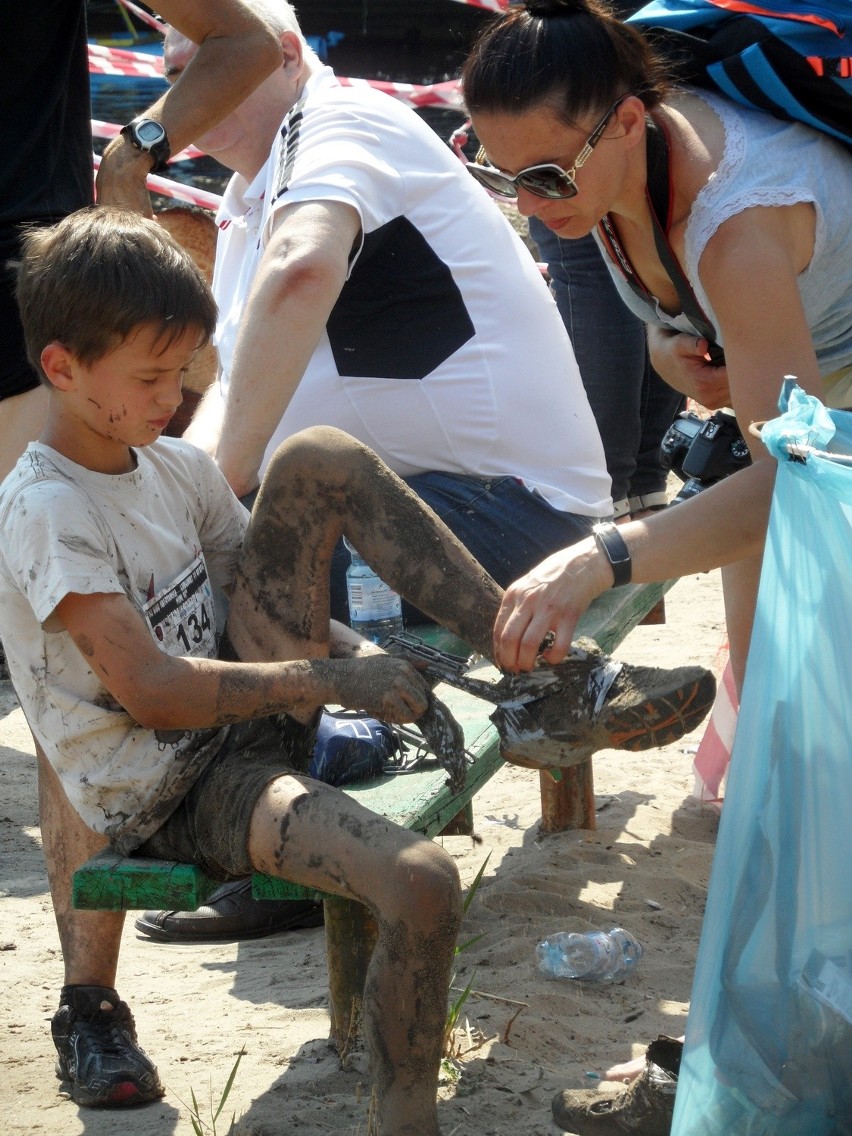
[330,656,431,723]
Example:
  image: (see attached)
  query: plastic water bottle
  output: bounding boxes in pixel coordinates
[344,540,404,645]
[535,928,643,982]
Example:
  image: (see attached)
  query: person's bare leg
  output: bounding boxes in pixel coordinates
[226,426,502,665]
[721,556,761,697]
[248,776,461,1136]
[37,746,125,984]
[1,392,117,982]
[42,745,163,1109]
[0,385,49,481]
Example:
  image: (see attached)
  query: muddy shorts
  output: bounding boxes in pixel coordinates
[136,712,319,880]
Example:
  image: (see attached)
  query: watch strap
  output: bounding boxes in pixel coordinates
[592,521,632,588]
[120,117,171,174]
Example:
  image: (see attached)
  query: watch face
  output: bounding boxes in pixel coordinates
[137,120,165,144]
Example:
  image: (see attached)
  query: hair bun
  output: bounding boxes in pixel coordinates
[525,0,588,17]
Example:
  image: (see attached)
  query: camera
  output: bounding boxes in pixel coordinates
[660,410,752,504]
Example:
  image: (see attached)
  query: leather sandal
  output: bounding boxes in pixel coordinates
[134,878,324,943]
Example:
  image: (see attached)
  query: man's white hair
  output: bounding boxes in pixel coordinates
[249,1,321,65]
[251,0,304,40]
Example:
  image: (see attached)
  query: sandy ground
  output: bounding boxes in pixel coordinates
[0,568,726,1135]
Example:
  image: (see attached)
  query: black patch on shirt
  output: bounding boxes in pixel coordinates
[326,216,475,380]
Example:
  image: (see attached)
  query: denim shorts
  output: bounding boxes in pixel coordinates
[135,713,318,880]
[328,470,600,624]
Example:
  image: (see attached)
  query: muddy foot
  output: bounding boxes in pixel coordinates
[493,639,716,770]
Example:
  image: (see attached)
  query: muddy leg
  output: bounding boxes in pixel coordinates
[248,774,461,1136]
[37,745,125,985]
[226,427,502,664]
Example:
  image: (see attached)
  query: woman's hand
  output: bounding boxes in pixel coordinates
[648,327,731,409]
[493,537,612,673]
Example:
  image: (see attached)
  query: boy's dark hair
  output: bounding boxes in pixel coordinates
[15,206,218,382]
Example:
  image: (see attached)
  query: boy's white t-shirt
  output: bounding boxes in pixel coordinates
[0,439,248,849]
[212,67,613,518]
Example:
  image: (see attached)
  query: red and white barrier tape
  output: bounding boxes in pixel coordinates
[337,75,464,110]
[450,0,509,8]
[92,153,223,211]
[88,43,467,111]
[88,42,165,79]
[116,0,164,34]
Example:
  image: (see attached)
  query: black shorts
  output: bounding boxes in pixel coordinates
[136,713,319,880]
[1,228,41,401]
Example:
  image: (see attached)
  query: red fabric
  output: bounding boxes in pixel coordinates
[693,654,739,805]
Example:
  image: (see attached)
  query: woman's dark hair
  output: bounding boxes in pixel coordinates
[16,206,218,382]
[462,0,670,128]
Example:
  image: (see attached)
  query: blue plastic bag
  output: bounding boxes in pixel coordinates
[673,384,852,1136]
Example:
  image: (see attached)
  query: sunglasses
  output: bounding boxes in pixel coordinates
[466,97,626,201]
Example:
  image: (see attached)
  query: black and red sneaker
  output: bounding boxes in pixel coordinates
[52,985,164,1107]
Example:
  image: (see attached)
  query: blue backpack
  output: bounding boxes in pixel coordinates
[308,710,400,786]
[628,1,852,147]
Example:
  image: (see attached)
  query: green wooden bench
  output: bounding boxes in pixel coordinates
[73,579,674,1049]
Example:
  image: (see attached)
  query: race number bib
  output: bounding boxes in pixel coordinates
[142,552,216,659]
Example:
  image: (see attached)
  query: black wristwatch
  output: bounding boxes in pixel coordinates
[592,521,632,588]
[120,116,171,173]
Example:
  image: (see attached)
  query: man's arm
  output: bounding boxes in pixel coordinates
[182,381,225,455]
[55,591,429,727]
[214,199,362,497]
[96,0,283,214]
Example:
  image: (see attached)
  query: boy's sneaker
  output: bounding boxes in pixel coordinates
[52,985,164,1107]
[491,639,716,769]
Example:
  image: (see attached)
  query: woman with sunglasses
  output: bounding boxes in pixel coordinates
[461,0,851,691]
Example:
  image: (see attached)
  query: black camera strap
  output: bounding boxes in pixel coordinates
[598,116,725,364]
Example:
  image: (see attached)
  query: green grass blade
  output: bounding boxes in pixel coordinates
[212,1048,245,1123]
[462,852,491,914]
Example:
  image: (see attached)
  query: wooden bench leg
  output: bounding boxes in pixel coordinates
[640,597,666,625]
[538,762,596,833]
[324,895,378,1055]
[438,800,474,837]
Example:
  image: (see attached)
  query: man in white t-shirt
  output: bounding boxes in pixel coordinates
[175,5,614,627]
[150,2,616,943]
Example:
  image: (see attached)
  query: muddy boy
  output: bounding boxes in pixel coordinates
[0,206,520,1133]
[0,207,712,1129]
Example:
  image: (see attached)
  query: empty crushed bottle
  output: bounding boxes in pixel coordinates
[536,928,643,983]
[344,539,404,645]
